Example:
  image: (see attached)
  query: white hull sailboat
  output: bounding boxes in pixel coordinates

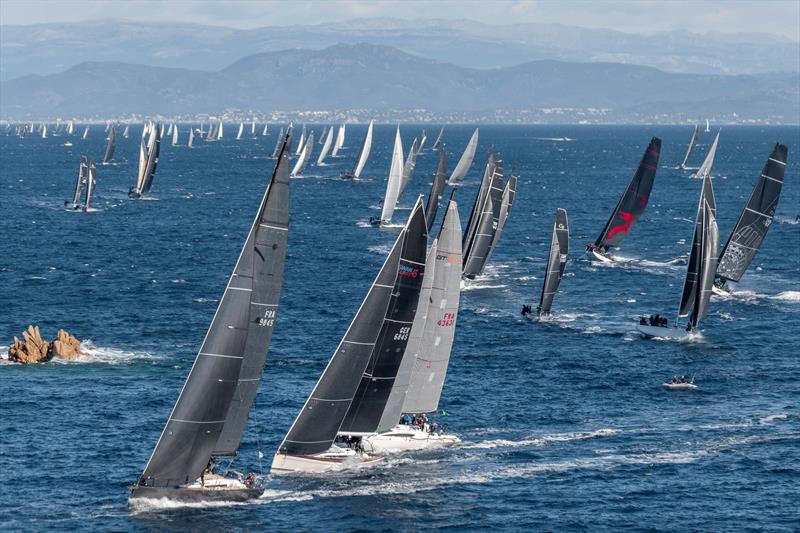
[635,324,694,339]
[363,425,460,453]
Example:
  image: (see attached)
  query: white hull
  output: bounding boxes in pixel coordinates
[636,324,691,340]
[363,425,461,454]
[712,285,731,297]
[589,249,614,263]
[270,446,383,475]
[663,382,698,390]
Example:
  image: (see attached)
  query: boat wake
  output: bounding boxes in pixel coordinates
[460,428,620,450]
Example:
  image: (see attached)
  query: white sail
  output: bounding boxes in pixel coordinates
[236,122,243,140]
[705,119,711,132]
[335,123,345,149]
[82,126,89,140]
[122,125,129,138]
[398,137,419,199]
[353,120,373,178]
[317,125,335,165]
[694,130,720,180]
[41,123,47,138]
[448,128,479,185]
[291,135,311,177]
[262,123,268,136]
[295,127,306,155]
[188,127,195,148]
[167,123,173,136]
[218,121,224,139]
[67,121,74,135]
[379,127,404,224]
[172,124,179,146]
[251,121,256,135]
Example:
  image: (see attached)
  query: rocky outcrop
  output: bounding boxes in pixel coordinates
[7,326,87,364]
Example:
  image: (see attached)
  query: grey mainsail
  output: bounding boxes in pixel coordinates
[398,137,419,199]
[339,199,428,435]
[538,208,569,316]
[137,132,292,488]
[271,127,285,158]
[139,125,161,195]
[83,160,97,211]
[275,211,407,457]
[484,173,517,266]
[424,148,448,231]
[401,200,462,415]
[464,159,504,267]
[447,128,479,185]
[67,156,88,209]
[462,152,496,259]
[692,201,719,327]
[680,124,700,169]
[103,125,116,164]
[462,195,495,278]
[717,143,787,285]
[679,172,717,326]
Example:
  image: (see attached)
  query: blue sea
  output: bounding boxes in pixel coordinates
[1,124,799,531]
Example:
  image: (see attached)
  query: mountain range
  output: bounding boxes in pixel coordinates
[1,18,798,82]
[2,43,797,123]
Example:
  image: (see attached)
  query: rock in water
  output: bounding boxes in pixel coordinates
[50,329,85,360]
[8,325,51,364]
[7,326,88,363]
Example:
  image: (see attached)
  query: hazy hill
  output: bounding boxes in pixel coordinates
[2,44,797,122]
[1,18,798,81]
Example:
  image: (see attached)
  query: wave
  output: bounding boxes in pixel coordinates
[368,245,391,255]
[776,215,800,225]
[770,291,800,302]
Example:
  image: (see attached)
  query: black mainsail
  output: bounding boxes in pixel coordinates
[591,137,661,254]
[462,152,496,260]
[424,147,447,231]
[132,132,292,496]
[338,199,428,435]
[680,124,700,169]
[103,125,116,164]
[66,156,88,210]
[538,208,569,316]
[716,143,788,287]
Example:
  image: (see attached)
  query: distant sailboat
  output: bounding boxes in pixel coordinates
[271,127,285,158]
[167,123,173,136]
[335,123,346,151]
[691,129,720,179]
[373,127,404,225]
[424,147,448,231]
[417,130,428,154]
[705,119,711,133]
[431,128,444,151]
[250,120,256,136]
[41,124,47,139]
[398,137,419,200]
[82,126,89,140]
[295,126,306,156]
[317,125,334,165]
[83,161,97,211]
[587,137,661,262]
[290,133,314,177]
[533,209,569,317]
[65,156,89,210]
[217,121,224,140]
[102,125,116,164]
[680,124,700,170]
[188,127,195,148]
[262,123,268,136]
[236,122,244,140]
[447,128,479,185]
[122,125,129,139]
[172,124,179,146]
[343,120,373,179]
[637,171,718,339]
[130,131,292,503]
[318,126,328,145]
[129,123,161,199]
[714,143,787,294]
[66,121,74,135]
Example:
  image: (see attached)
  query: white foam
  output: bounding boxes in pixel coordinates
[0,340,158,365]
[461,428,620,449]
[770,291,800,302]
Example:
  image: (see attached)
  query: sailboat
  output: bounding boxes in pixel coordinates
[188,127,195,148]
[447,128,479,185]
[236,122,244,140]
[431,128,444,151]
[272,200,428,474]
[262,123,268,136]
[317,125,334,165]
[679,124,700,170]
[417,130,428,154]
[130,132,292,503]
[82,126,89,140]
[587,137,661,262]
[318,126,328,145]
[65,156,89,210]
[167,123,173,137]
[102,125,116,164]
[372,126,404,225]
[343,120,373,179]
[128,123,161,199]
[398,137,419,199]
[691,130,720,179]
[362,199,462,453]
[271,127,285,158]
[529,209,569,318]
[217,121,224,140]
[636,172,718,339]
[122,125,129,139]
[424,147,448,231]
[172,124,179,146]
[294,126,306,156]
[251,121,256,137]
[66,121,74,135]
[705,119,711,133]
[290,133,314,177]
[83,161,97,212]
[714,143,788,294]
[331,124,345,157]
[41,123,47,139]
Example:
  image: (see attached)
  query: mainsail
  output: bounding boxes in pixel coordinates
[317,125,334,165]
[424,148,447,231]
[130,123,161,198]
[462,152,496,258]
[464,158,504,268]
[462,196,495,278]
[262,123,268,136]
[82,126,89,140]
[83,160,96,211]
[484,173,517,266]
[680,124,700,169]
[67,156,88,209]
[379,127,404,224]
[339,199,428,435]
[136,132,292,488]
[188,127,195,148]
[102,125,116,164]
[122,125,129,138]
[538,208,569,316]
[335,124,345,150]
[172,124,179,146]
[295,126,306,155]
[693,130,720,180]
[447,128,479,185]
[717,143,787,284]
[352,120,373,178]
[236,122,244,140]
[417,130,428,153]
[592,137,661,251]
[431,128,444,151]
[398,137,419,199]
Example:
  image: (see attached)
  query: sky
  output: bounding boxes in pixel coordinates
[1,0,799,41]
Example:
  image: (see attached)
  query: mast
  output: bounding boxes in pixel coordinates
[102,125,116,164]
[339,199,428,435]
[317,125,335,165]
[138,131,292,487]
[379,127,404,224]
[484,173,517,265]
[592,137,661,251]
[717,143,787,285]
[424,147,448,231]
[680,124,700,169]
[352,120,373,178]
[447,128,478,185]
[538,208,569,316]
[401,200,462,415]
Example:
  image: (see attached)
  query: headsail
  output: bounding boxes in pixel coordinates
[317,125,334,165]
[431,128,444,151]
[379,127,404,224]
[137,132,292,488]
[271,127,285,158]
[352,120,373,178]
[447,128,478,185]
[693,130,720,180]
[680,124,700,169]
[424,147,447,231]
[291,133,314,177]
[717,143,787,284]
[538,209,569,316]
[592,137,661,251]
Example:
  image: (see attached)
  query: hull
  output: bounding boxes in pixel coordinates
[129,476,262,503]
[363,425,461,453]
[636,324,691,340]
[589,249,614,263]
[712,284,732,297]
[663,382,698,390]
[271,446,383,475]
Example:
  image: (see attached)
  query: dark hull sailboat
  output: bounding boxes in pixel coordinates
[588,137,660,261]
[65,156,89,210]
[714,143,787,294]
[130,131,292,503]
